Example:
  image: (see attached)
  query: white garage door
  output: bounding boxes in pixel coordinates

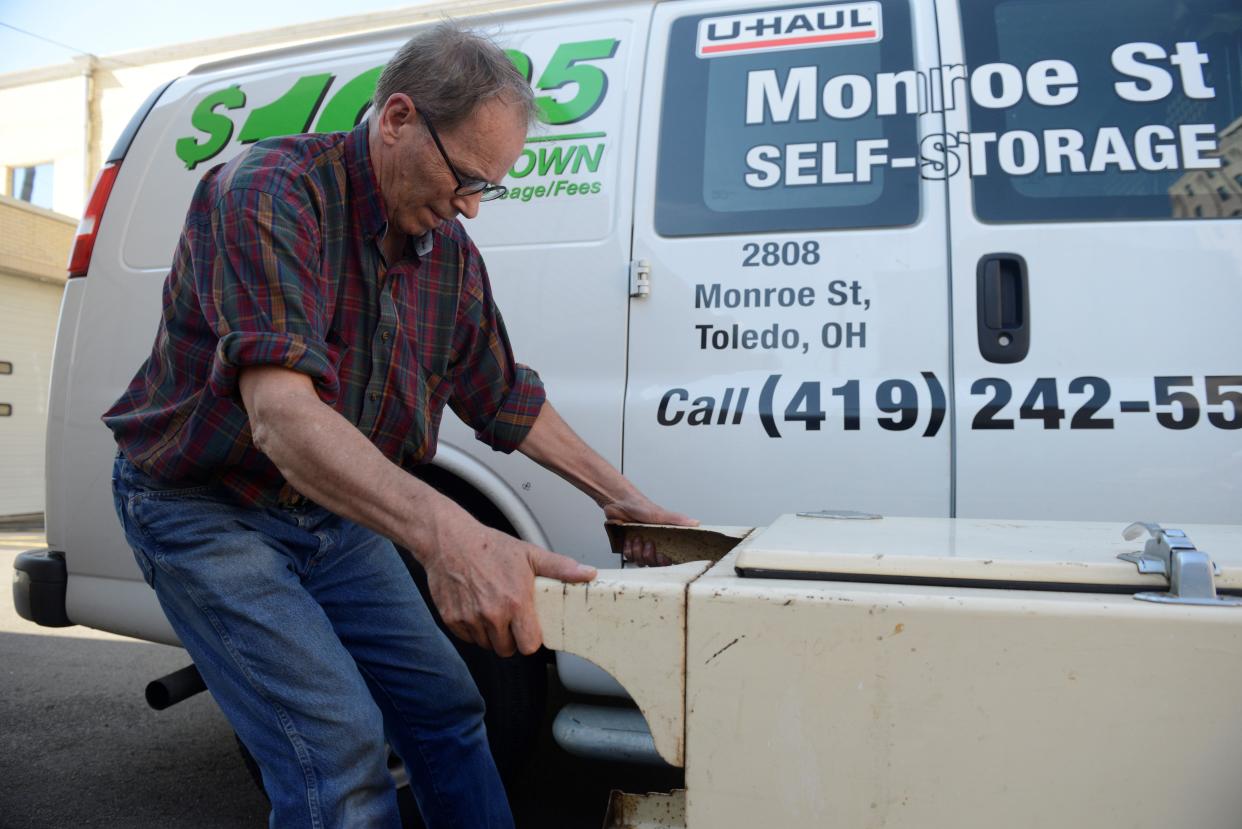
[0,273,61,517]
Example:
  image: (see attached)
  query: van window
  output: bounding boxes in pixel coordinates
[961,0,1242,222]
[655,0,920,236]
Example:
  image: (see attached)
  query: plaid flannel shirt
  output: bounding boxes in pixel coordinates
[103,122,545,507]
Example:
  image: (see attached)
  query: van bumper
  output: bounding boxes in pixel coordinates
[12,549,72,627]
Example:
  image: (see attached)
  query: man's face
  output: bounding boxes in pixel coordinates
[378,94,527,237]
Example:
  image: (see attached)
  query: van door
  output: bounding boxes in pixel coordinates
[936,0,1242,522]
[628,0,952,524]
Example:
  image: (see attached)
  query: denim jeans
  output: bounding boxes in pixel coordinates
[112,453,513,829]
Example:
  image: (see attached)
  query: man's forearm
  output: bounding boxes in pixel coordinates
[516,400,639,508]
[518,399,698,566]
[241,368,466,564]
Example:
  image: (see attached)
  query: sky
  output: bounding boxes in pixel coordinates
[0,0,416,74]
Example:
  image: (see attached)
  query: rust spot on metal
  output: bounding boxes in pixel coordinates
[603,789,687,828]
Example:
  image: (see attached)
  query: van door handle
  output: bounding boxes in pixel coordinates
[976,253,1029,363]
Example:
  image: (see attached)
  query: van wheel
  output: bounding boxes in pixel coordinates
[450,623,549,786]
[398,548,550,788]
[404,465,551,788]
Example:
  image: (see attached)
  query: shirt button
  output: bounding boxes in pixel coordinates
[370,391,379,402]
[381,331,390,341]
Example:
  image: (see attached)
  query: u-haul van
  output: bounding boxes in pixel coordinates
[14,0,1242,791]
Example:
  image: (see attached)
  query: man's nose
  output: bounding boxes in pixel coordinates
[452,192,482,220]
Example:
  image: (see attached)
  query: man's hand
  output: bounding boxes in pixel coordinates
[603,495,699,567]
[423,517,596,657]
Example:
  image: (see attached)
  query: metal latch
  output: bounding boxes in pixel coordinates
[629,260,651,298]
[1119,522,1242,607]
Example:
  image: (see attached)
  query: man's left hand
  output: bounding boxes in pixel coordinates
[516,399,699,566]
[603,495,699,567]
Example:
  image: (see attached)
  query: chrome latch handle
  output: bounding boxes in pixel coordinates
[1119,522,1196,576]
[1119,522,1241,607]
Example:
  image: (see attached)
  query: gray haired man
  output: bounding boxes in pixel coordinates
[105,20,693,828]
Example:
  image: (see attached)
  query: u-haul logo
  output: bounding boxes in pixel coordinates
[696,2,882,58]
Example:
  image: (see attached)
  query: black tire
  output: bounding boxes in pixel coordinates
[397,549,550,788]
[404,464,551,788]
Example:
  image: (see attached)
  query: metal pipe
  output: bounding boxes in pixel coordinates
[145,664,206,710]
[552,703,671,767]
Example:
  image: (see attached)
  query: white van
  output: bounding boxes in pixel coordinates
[15,0,1242,780]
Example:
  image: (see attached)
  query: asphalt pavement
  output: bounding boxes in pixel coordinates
[0,525,681,829]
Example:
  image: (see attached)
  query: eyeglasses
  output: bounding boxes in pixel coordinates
[418,110,508,202]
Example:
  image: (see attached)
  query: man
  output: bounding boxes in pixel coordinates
[103,22,692,829]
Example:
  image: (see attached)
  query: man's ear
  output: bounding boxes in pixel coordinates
[378,93,416,142]
[391,94,417,122]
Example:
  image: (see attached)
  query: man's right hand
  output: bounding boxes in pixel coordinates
[421,515,596,657]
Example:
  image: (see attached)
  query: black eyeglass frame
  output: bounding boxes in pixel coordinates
[418,110,508,202]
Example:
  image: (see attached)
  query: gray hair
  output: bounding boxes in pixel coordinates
[372,21,538,130]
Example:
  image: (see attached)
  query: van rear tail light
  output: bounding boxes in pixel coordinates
[67,161,120,278]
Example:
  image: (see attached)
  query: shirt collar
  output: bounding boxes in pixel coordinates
[414,231,434,256]
[345,120,436,259]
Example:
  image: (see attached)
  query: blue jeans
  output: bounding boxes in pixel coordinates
[112,453,513,829]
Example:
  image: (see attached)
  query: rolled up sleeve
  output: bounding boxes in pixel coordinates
[448,244,545,453]
[200,186,340,403]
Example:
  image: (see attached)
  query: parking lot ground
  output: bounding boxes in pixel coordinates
[1,528,270,828]
[0,527,682,828]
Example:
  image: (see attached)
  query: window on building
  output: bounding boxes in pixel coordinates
[8,162,54,210]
